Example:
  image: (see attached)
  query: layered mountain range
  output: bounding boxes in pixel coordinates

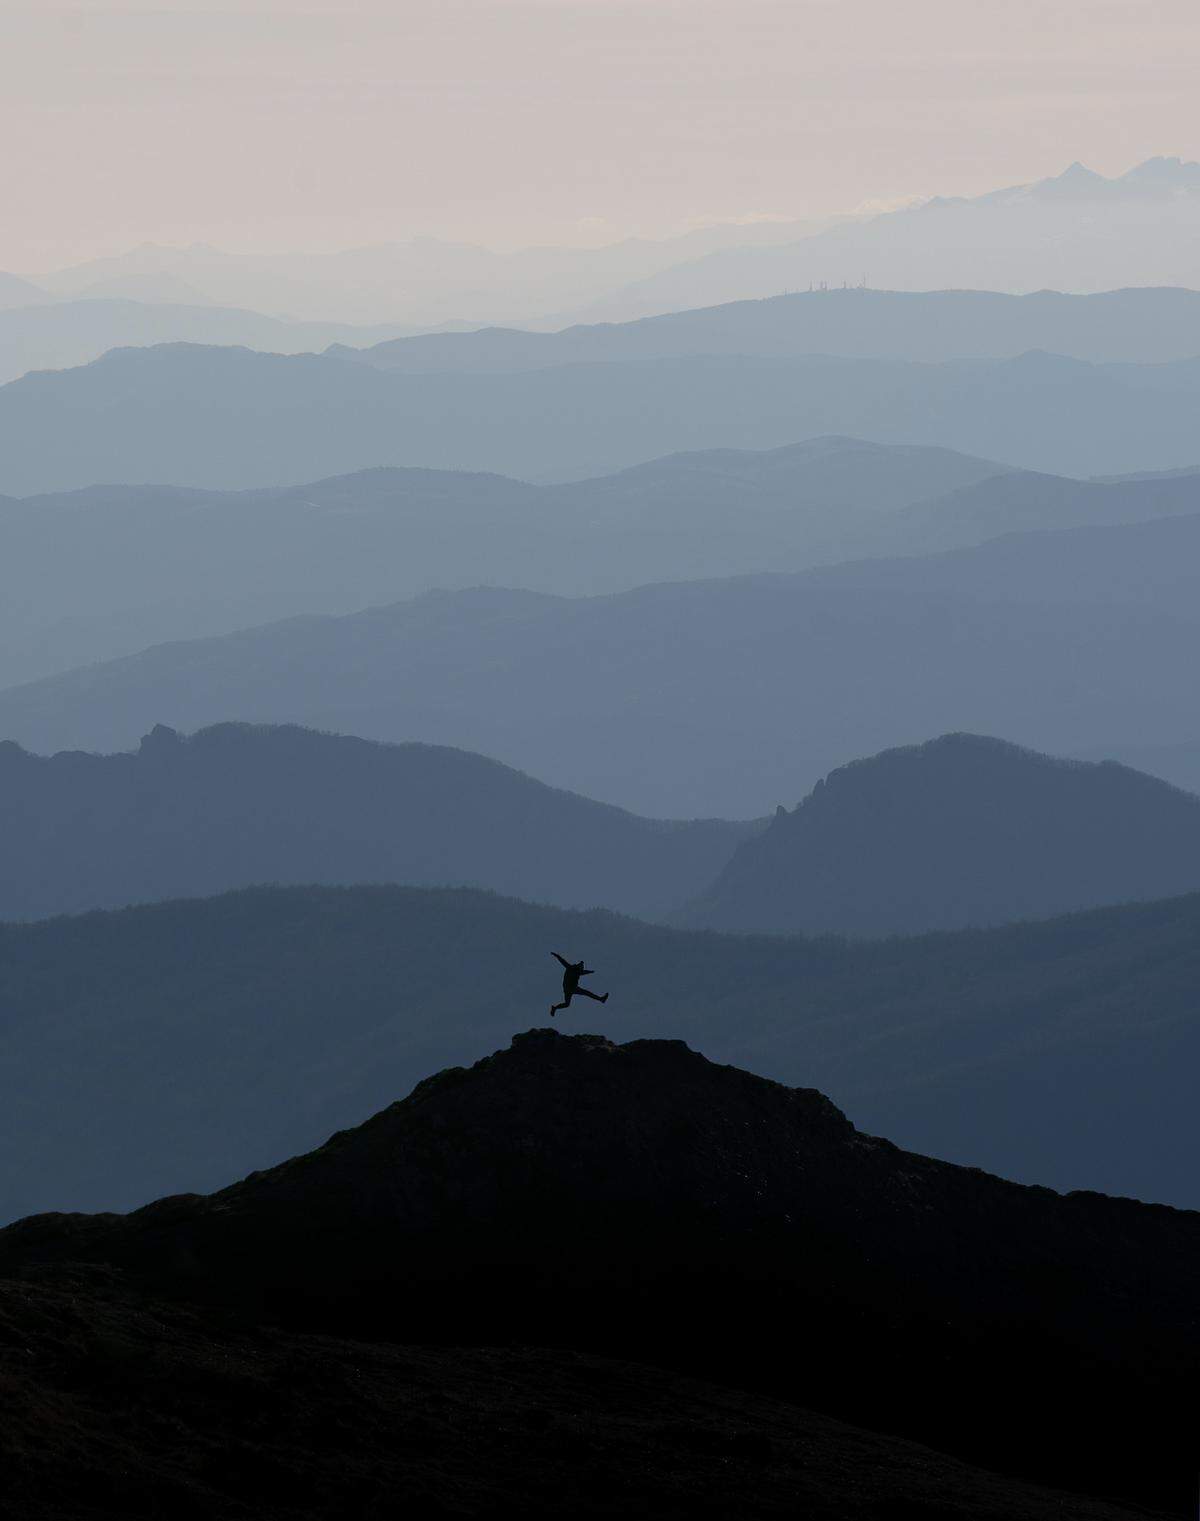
[577,156,1200,321]
[16,215,831,326]
[6,436,1200,691]
[5,283,1200,406]
[0,722,755,922]
[12,157,1200,328]
[0,436,1007,687]
[3,880,1199,1223]
[5,508,1200,815]
[8,140,1200,1521]
[0,297,415,387]
[6,723,1200,942]
[3,341,1200,496]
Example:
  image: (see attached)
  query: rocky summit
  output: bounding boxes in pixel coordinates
[4,1029,1197,1512]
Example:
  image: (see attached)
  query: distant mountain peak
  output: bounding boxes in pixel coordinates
[1016,155,1200,203]
[1057,159,1099,180]
[685,730,1200,938]
[137,722,183,754]
[1119,154,1200,186]
[904,155,1200,222]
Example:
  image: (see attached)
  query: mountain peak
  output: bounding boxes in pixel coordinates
[137,722,182,754]
[684,731,1200,937]
[1025,160,1110,201]
[3,1027,1196,1511]
[1119,154,1200,186]
[1020,155,1200,202]
[205,1026,853,1230]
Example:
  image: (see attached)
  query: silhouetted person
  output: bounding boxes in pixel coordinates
[550,952,609,1017]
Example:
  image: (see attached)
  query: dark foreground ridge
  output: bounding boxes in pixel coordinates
[0,1273,1158,1521]
[4,1031,1197,1514]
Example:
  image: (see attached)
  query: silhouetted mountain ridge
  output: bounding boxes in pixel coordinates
[685,733,1200,935]
[5,1029,1196,1513]
[6,509,1200,814]
[3,882,1200,1225]
[0,721,756,921]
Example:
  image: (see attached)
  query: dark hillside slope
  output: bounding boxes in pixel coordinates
[6,1278,1152,1521]
[6,1032,1197,1513]
[2,885,1199,1221]
[685,734,1200,936]
[0,722,753,921]
[5,510,1200,815]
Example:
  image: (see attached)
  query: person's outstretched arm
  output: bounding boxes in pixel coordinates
[551,952,570,968]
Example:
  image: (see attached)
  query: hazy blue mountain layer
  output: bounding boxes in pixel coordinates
[0,722,755,922]
[3,341,1200,494]
[8,721,1198,942]
[4,513,1199,815]
[0,437,1009,687]
[342,285,1200,371]
[4,437,1197,691]
[0,297,415,385]
[27,159,1200,331]
[576,158,1200,320]
[684,733,1200,935]
[2,882,1198,1223]
[31,215,832,327]
[874,462,1200,554]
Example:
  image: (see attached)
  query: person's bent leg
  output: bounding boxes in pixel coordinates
[575,987,607,1002]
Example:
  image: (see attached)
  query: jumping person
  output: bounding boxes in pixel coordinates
[549,952,609,1017]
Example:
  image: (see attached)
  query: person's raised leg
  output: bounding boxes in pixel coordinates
[576,987,608,1003]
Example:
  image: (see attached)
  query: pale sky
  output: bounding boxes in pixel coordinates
[3,0,1198,270]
